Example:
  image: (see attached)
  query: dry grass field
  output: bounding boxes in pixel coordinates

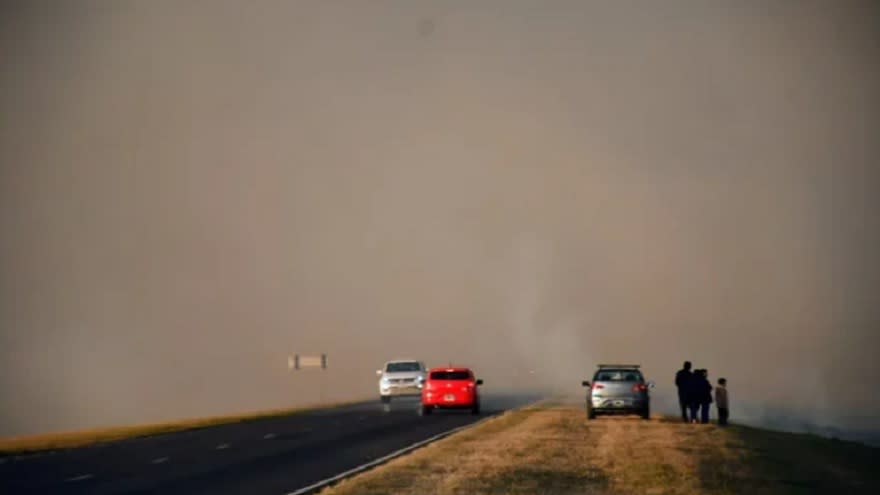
[321,401,879,495]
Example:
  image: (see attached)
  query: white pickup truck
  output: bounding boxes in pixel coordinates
[377,359,426,403]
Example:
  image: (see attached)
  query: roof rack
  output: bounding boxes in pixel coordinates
[596,364,640,369]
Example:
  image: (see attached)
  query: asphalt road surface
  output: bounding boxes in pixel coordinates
[0,393,539,495]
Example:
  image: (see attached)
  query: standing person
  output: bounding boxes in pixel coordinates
[715,378,729,426]
[674,361,693,422]
[698,369,713,424]
[687,369,702,423]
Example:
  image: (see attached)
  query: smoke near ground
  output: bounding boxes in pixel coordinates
[1,1,878,439]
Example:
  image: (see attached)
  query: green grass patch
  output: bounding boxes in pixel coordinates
[705,424,880,495]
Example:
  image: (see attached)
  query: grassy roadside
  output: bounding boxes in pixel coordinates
[320,401,879,495]
[0,398,368,456]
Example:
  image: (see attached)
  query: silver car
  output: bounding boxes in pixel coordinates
[582,364,655,420]
[377,360,426,403]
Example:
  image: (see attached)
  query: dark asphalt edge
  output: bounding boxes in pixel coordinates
[0,399,377,460]
[285,398,549,495]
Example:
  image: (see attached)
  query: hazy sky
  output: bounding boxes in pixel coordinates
[1,0,878,437]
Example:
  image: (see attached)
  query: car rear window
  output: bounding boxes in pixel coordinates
[386,362,421,372]
[594,370,643,382]
[430,371,471,380]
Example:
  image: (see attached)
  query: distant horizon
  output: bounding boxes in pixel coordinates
[2,389,877,451]
[2,0,878,439]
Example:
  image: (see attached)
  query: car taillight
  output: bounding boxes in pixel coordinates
[632,384,647,392]
[592,383,604,390]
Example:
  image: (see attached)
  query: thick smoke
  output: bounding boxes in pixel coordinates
[1,0,878,440]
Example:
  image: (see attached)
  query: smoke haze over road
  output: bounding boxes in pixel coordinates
[1,1,878,439]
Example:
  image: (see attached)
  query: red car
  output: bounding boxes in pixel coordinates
[420,367,483,415]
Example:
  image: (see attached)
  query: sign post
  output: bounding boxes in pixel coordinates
[289,353,328,402]
[288,354,326,370]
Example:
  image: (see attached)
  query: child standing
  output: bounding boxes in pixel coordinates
[715,378,729,426]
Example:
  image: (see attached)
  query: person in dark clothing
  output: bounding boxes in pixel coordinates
[715,377,729,426]
[697,369,713,424]
[674,361,693,422]
[687,369,702,423]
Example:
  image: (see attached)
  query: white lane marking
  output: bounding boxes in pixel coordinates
[151,457,169,464]
[65,474,94,482]
[264,433,276,439]
[285,401,541,495]
[216,443,230,450]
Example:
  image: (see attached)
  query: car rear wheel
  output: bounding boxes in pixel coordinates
[641,407,650,420]
[420,405,433,416]
[586,401,596,420]
[471,402,480,415]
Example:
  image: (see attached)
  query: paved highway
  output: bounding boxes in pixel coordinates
[0,393,538,495]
